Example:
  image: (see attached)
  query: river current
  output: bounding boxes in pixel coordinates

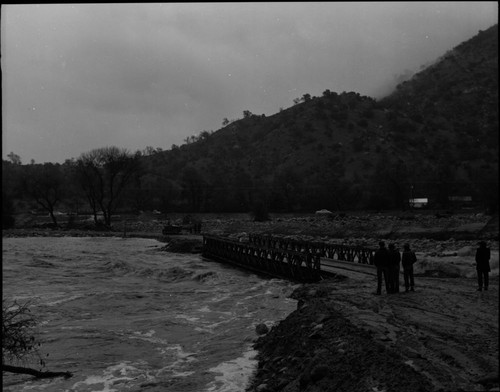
[2,237,298,392]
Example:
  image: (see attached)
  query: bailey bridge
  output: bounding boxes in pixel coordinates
[202,234,377,282]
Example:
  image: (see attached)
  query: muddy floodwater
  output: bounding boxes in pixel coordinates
[2,237,298,392]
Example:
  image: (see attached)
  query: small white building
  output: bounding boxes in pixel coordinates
[315,209,334,219]
[409,198,428,208]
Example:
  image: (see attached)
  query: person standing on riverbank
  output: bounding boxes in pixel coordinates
[374,241,390,295]
[388,244,401,293]
[402,244,417,292]
[475,241,491,291]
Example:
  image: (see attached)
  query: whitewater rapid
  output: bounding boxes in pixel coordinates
[2,237,298,392]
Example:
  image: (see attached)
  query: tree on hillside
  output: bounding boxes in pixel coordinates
[367,156,410,210]
[126,171,152,213]
[59,159,86,217]
[157,178,182,213]
[2,300,72,379]
[7,152,22,165]
[205,172,231,212]
[2,191,16,229]
[123,170,177,213]
[2,160,25,227]
[181,166,206,212]
[251,200,270,222]
[75,147,142,227]
[272,167,301,212]
[22,164,65,226]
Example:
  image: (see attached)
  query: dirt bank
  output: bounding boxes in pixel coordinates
[248,273,499,392]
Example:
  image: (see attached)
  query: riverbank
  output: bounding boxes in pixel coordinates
[247,274,498,392]
[1,228,169,241]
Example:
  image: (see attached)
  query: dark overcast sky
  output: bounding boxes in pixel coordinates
[1,2,498,163]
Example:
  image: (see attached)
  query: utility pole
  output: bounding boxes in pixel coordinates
[410,184,414,210]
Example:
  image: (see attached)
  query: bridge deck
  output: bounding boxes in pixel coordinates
[320,258,376,280]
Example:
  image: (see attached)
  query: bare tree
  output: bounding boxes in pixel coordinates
[2,300,72,379]
[22,164,64,226]
[76,146,142,227]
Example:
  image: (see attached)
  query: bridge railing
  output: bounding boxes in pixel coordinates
[248,234,375,265]
[202,235,322,282]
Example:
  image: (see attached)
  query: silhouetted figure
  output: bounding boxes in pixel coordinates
[402,243,417,292]
[388,244,401,293]
[475,241,491,291]
[373,241,390,295]
[194,221,202,234]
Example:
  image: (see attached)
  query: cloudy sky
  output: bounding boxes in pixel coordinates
[2,2,498,163]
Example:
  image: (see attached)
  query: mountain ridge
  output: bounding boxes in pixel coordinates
[139,24,497,213]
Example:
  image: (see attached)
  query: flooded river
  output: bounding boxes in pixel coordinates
[2,237,298,392]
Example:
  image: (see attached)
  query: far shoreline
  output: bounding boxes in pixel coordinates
[3,210,498,255]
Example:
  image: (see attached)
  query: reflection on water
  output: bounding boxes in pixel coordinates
[2,237,298,392]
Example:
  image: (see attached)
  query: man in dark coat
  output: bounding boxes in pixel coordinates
[475,241,491,291]
[388,244,401,293]
[373,241,390,295]
[401,243,417,292]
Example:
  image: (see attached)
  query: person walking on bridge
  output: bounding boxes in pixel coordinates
[388,244,401,293]
[475,241,491,291]
[402,243,417,292]
[374,241,390,295]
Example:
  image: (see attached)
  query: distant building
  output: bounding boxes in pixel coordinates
[448,195,474,208]
[448,196,472,202]
[409,198,428,208]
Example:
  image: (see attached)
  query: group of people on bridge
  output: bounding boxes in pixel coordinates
[373,240,492,295]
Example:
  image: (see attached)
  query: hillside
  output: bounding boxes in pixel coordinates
[380,24,498,196]
[382,24,498,134]
[137,24,497,214]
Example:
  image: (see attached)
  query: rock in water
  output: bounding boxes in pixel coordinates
[456,246,474,257]
[255,323,269,335]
